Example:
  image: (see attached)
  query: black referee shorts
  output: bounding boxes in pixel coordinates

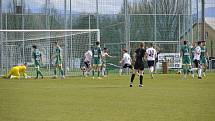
[134,61,144,70]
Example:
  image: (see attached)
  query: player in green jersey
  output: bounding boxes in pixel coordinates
[92,41,102,79]
[180,40,191,79]
[32,45,43,79]
[52,42,65,79]
[200,41,208,77]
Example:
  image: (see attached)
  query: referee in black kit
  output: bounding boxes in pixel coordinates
[130,42,146,87]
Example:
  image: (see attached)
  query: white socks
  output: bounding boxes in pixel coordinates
[150,66,154,73]
[198,68,202,77]
[102,68,106,76]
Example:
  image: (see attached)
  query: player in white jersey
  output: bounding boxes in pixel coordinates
[101,48,113,77]
[190,42,196,78]
[193,41,202,79]
[120,49,132,75]
[146,43,157,78]
[83,50,92,76]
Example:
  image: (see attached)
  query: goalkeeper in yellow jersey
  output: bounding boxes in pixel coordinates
[3,63,30,79]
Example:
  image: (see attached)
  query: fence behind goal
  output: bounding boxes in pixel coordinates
[0,29,100,77]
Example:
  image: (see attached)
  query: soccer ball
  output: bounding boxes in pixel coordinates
[25,76,31,79]
[80,67,86,72]
[176,70,181,74]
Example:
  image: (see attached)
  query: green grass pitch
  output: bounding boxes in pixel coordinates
[0,73,215,121]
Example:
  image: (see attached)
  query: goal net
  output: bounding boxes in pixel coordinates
[0,29,100,77]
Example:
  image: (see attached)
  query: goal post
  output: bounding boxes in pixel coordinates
[0,29,100,77]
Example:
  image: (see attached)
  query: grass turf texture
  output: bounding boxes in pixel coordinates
[0,73,215,121]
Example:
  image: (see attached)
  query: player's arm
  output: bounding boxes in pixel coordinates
[180,47,183,58]
[99,49,102,59]
[155,49,157,58]
[144,54,147,61]
[206,48,209,59]
[144,50,148,61]
[22,70,30,79]
[120,54,125,64]
[105,53,114,58]
[40,53,43,63]
[132,53,136,61]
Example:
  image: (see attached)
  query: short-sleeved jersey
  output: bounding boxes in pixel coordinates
[122,53,131,65]
[32,49,41,62]
[84,50,92,62]
[146,47,157,61]
[92,47,102,59]
[200,46,207,58]
[55,47,62,59]
[181,45,190,57]
[101,52,109,63]
[193,46,201,60]
[135,48,146,62]
[191,46,196,59]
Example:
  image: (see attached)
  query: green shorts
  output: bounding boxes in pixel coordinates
[182,57,191,65]
[93,58,101,65]
[55,58,62,65]
[34,61,41,67]
[200,57,207,65]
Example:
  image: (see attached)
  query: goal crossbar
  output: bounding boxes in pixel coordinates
[0,29,100,42]
[0,29,100,32]
[1,31,98,43]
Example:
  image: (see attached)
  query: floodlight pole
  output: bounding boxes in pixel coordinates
[64,0,68,75]
[201,0,205,41]
[21,0,25,64]
[154,1,157,45]
[190,0,193,43]
[197,0,199,41]
[96,0,99,29]
[124,0,130,53]
[0,0,3,74]
[70,0,73,68]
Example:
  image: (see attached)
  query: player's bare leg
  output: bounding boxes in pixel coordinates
[190,64,196,78]
[53,67,58,78]
[138,70,144,87]
[92,65,95,79]
[202,64,207,77]
[97,65,102,79]
[198,64,202,79]
[149,66,154,79]
[58,64,65,79]
[35,66,43,79]
[182,64,187,79]
[130,70,138,87]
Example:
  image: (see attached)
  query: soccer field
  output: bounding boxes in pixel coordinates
[0,73,215,121]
